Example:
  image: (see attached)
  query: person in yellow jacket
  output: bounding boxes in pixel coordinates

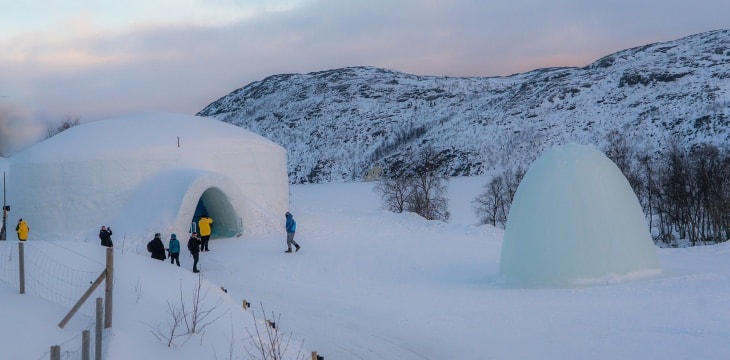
[198,215,213,251]
[16,218,29,241]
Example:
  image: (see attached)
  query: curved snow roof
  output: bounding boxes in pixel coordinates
[13,111,284,163]
[7,111,288,241]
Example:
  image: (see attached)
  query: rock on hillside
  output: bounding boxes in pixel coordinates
[199,29,730,184]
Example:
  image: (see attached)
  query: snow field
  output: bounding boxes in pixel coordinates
[1,177,730,359]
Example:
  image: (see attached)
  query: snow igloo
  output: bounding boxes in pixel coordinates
[500,143,661,286]
[6,112,288,241]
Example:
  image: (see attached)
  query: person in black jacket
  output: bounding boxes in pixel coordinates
[99,226,113,247]
[147,233,166,261]
[187,232,202,273]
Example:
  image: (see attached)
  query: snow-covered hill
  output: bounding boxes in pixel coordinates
[198,29,730,183]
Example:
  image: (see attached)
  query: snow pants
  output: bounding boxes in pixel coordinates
[170,252,180,266]
[191,252,200,272]
[200,235,210,251]
[286,232,299,250]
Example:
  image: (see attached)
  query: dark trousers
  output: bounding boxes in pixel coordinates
[287,232,299,250]
[192,252,200,272]
[170,252,180,266]
[200,235,210,251]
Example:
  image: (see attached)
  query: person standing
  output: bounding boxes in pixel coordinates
[284,212,301,253]
[99,226,114,247]
[16,218,29,241]
[147,233,166,261]
[198,215,213,252]
[168,233,180,266]
[187,232,201,273]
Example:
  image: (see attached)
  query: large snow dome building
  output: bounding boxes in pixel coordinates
[6,112,288,241]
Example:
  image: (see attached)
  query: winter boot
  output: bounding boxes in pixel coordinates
[295,244,301,252]
[285,248,292,253]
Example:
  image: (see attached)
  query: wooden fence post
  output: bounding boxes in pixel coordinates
[58,270,106,328]
[95,297,103,360]
[104,247,113,328]
[50,345,60,360]
[82,329,90,360]
[18,242,25,294]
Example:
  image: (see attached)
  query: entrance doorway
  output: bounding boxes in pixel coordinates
[191,187,241,238]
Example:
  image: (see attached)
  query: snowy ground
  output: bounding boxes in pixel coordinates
[2,176,730,359]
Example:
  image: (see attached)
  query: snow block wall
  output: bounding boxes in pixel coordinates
[6,112,288,241]
[500,143,661,286]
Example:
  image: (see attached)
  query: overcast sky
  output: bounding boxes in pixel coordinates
[1,0,728,148]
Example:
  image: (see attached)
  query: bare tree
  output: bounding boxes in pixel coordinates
[375,175,412,213]
[150,301,189,347]
[636,153,658,231]
[407,146,450,221]
[617,137,730,246]
[150,274,227,347]
[181,274,227,334]
[45,115,80,139]
[605,129,632,175]
[473,176,505,227]
[375,146,450,221]
[244,302,304,360]
[473,166,525,228]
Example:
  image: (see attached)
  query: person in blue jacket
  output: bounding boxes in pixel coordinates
[168,233,181,266]
[284,212,301,253]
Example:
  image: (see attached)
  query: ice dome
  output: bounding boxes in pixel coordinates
[6,112,288,241]
[500,143,660,286]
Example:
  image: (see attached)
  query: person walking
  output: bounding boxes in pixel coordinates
[16,218,29,241]
[187,232,202,273]
[284,212,301,253]
[168,233,180,266]
[147,233,166,261]
[198,215,213,252]
[99,226,114,247]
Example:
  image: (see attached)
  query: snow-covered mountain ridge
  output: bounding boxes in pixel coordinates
[198,29,730,184]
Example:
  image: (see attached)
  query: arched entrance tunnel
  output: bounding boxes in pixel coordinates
[192,187,242,238]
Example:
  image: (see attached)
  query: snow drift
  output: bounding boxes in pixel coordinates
[500,143,661,285]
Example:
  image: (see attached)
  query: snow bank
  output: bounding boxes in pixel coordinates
[500,143,660,285]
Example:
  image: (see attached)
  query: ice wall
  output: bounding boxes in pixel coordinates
[500,143,660,286]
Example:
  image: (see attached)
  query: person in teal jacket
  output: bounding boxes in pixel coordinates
[168,233,180,266]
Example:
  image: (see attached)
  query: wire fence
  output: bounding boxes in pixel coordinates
[0,241,111,360]
[0,241,104,317]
